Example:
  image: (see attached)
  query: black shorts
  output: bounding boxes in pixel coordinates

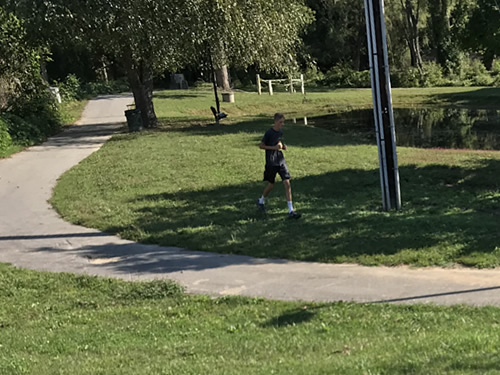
[263,163,291,184]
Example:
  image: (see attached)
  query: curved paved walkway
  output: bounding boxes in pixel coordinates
[1,95,500,307]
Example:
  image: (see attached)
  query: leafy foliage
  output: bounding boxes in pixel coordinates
[5,0,314,127]
[0,116,12,153]
[303,0,366,71]
[0,6,62,153]
[1,112,43,146]
[460,57,495,86]
[324,64,370,88]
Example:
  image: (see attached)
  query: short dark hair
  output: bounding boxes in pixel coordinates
[274,113,285,121]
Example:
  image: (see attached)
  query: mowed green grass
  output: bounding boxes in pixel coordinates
[51,87,500,267]
[154,85,500,121]
[1,263,500,375]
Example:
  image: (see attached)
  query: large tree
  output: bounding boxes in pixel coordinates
[464,0,500,69]
[303,0,366,72]
[5,0,313,127]
[427,0,475,73]
[399,0,425,71]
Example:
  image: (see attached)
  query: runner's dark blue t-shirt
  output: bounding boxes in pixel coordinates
[262,128,285,166]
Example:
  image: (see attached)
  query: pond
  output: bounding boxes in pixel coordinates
[295,108,500,150]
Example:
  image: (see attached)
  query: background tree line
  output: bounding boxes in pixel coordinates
[0,0,499,153]
[302,0,500,88]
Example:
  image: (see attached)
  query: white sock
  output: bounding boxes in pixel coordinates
[259,196,265,205]
[287,201,294,213]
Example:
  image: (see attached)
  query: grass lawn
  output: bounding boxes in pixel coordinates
[1,263,500,375]
[51,87,500,268]
[59,99,88,125]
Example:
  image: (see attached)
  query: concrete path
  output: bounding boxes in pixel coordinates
[1,95,500,307]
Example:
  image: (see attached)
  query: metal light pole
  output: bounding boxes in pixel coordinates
[364,0,401,211]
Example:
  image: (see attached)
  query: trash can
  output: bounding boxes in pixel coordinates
[222,92,234,103]
[125,109,143,132]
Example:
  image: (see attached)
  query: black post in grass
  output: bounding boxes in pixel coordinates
[364,0,401,211]
[207,46,227,125]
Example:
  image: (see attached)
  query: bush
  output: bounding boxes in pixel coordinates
[391,67,421,88]
[324,64,371,88]
[421,62,445,87]
[2,112,43,146]
[1,79,61,148]
[492,59,500,75]
[491,59,500,87]
[303,65,325,86]
[0,117,12,153]
[83,78,130,97]
[58,74,84,101]
[58,75,130,101]
[461,58,493,86]
[391,63,446,88]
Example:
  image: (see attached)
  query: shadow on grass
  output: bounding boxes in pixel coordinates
[262,307,320,328]
[151,115,374,148]
[30,162,500,275]
[429,87,500,108]
[154,92,206,100]
[82,158,500,268]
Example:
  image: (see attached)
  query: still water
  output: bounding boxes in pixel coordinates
[296,108,500,150]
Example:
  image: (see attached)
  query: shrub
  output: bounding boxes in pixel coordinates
[356,70,371,87]
[58,74,84,101]
[0,117,12,153]
[58,76,130,101]
[391,63,445,88]
[421,62,445,87]
[324,64,370,88]
[492,59,500,75]
[461,58,493,86]
[83,78,130,97]
[304,65,325,85]
[391,67,421,88]
[492,59,500,87]
[1,80,61,146]
[2,112,43,146]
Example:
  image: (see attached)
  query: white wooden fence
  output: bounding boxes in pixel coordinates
[256,74,305,95]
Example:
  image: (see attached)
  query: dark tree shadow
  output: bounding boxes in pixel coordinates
[26,161,500,276]
[33,240,294,274]
[89,159,500,267]
[262,306,322,328]
[154,93,205,100]
[150,115,374,148]
[28,122,127,149]
[430,87,500,109]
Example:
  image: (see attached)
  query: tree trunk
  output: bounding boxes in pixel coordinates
[483,50,495,71]
[215,65,231,91]
[401,0,423,72]
[354,20,365,71]
[125,59,157,128]
[40,60,49,83]
[428,0,451,69]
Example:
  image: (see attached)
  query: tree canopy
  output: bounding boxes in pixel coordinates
[2,0,500,124]
[3,0,313,127]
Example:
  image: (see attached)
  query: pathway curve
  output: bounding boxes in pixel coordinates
[1,95,500,306]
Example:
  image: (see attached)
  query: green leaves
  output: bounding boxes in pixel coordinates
[6,0,313,74]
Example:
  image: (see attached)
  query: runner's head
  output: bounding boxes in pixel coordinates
[273,113,285,130]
